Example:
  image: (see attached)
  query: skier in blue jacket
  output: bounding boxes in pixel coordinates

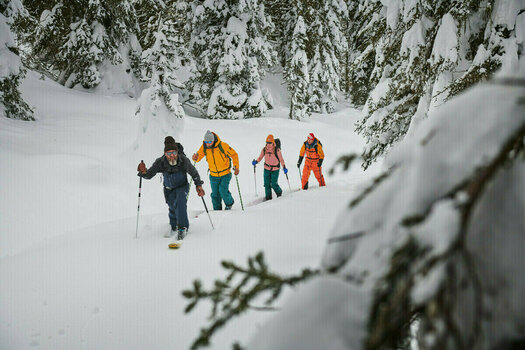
[137,137,205,240]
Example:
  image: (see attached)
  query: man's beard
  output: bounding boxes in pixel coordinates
[168,158,177,166]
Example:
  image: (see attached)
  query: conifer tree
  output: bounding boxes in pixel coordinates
[0,1,34,120]
[19,0,141,89]
[352,0,524,169]
[307,0,347,113]
[138,12,185,120]
[189,0,276,119]
[285,15,310,120]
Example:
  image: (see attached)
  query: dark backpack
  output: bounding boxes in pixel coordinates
[304,139,322,153]
[274,138,281,164]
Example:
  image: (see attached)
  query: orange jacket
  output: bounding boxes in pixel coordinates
[195,133,239,176]
[299,138,324,161]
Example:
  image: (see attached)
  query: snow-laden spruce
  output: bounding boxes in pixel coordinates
[16,0,141,93]
[352,0,525,169]
[284,15,309,120]
[249,64,525,349]
[307,0,347,114]
[188,0,276,119]
[0,5,33,121]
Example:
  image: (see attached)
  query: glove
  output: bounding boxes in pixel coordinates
[137,161,147,174]
[317,158,323,167]
[252,160,257,166]
[297,156,303,168]
[234,167,240,176]
[192,153,199,161]
[283,167,288,174]
[196,185,205,197]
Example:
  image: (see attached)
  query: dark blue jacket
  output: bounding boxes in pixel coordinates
[140,154,203,189]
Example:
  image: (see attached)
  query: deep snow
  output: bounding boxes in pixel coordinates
[0,71,375,349]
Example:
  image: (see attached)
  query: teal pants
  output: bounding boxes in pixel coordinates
[264,169,282,199]
[209,173,234,210]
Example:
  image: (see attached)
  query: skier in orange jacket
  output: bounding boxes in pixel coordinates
[297,133,325,190]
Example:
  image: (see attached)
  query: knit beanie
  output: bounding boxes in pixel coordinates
[266,134,274,143]
[164,139,178,153]
[307,133,315,140]
[204,130,214,143]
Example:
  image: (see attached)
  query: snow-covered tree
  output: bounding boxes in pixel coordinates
[135,9,186,152]
[353,0,525,169]
[19,0,141,90]
[189,0,276,119]
[0,2,33,120]
[246,62,525,350]
[284,15,309,120]
[307,0,347,113]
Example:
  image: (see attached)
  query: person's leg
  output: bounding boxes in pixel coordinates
[301,162,311,189]
[209,175,222,210]
[164,188,178,230]
[270,169,282,196]
[312,164,326,186]
[174,184,190,230]
[218,173,234,207]
[263,169,272,200]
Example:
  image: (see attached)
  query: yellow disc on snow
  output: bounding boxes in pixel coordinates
[169,242,181,249]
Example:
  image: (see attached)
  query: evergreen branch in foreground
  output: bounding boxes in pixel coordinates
[182,251,319,350]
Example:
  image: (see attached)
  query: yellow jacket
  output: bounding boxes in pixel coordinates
[195,133,239,176]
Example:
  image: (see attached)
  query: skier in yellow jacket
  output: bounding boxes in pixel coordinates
[192,130,239,210]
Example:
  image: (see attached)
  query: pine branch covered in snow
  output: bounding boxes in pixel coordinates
[182,251,319,349]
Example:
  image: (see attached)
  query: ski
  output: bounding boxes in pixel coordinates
[169,241,182,249]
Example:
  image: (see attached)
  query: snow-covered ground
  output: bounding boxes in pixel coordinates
[0,72,376,349]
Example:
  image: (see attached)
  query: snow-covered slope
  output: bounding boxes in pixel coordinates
[0,72,373,349]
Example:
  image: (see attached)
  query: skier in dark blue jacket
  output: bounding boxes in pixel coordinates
[137,138,204,240]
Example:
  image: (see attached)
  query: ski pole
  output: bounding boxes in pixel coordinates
[201,196,215,230]
[297,164,302,189]
[253,160,257,197]
[135,161,143,239]
[186,161,197,201]
[234,171,244,210]
[285,172,292,192]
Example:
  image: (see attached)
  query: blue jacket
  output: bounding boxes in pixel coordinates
[140,154,203,189]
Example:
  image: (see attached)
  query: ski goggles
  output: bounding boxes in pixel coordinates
[204,140,213,144]
[165,151,177,156]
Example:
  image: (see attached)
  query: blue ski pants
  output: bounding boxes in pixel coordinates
[164,183,189,230]
[209,173,234,210]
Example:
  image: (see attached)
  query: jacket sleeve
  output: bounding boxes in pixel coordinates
[182,155,204,186]
[140,157,163,179]
[299,143,306,157]
[277,148,286,168]
[317,143,325,159]
[195,144,205,162]
[223,142,239,170]
[256,147,265,163]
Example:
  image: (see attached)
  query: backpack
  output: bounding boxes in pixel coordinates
[304,139,322,153]
[274,138,281,163]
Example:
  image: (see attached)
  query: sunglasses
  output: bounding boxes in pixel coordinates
[165,151,177,156]
[266,142,273,144]
[204,141,213,144]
